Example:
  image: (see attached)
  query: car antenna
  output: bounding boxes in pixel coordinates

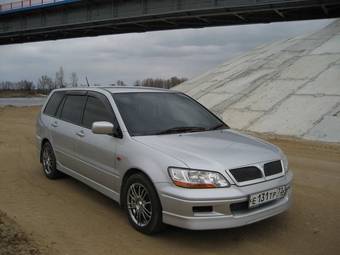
[85,76,90,87]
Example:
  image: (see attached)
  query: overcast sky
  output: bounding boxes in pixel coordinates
[0,18,333,85]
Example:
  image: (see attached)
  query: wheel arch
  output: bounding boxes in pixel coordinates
[120,168,159,208]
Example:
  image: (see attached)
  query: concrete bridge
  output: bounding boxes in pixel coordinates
[0,0,340,45]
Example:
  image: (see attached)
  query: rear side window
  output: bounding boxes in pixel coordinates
[82,96,113,129]
[44,91,64,117]
[60,95,86,125]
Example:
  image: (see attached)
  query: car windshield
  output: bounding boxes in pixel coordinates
[112,92,228,136]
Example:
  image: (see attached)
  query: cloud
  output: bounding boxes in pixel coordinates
[0,19,333,85]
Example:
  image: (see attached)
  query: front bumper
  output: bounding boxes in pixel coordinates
[156,171,293,230]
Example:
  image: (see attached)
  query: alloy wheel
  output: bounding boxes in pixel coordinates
[42,146,53,175]
[127,183,152,227]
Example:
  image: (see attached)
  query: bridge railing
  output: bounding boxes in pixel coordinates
[0,0,73,13]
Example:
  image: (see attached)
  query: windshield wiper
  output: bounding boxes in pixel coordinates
[208,123,227,131]
[157,126,207,135]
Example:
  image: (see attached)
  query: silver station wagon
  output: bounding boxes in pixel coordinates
[36,87,293,234]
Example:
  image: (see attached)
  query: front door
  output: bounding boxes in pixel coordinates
[73,92,121,192]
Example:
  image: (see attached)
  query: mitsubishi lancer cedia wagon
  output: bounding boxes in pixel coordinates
[36,86,292,234]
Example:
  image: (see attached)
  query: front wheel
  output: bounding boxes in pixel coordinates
[123,173,164,234]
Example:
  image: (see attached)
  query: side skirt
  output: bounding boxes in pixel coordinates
[57,162,120,204]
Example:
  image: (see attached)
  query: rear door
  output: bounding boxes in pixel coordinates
[41,90,65,139]
[74,91,121,191]
[49,91,87,172]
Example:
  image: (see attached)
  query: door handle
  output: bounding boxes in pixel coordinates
[76,130,85,137]
[51,121,58,128]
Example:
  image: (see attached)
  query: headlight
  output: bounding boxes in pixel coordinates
[168,167,229,188]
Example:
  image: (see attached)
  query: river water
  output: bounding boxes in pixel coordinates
[0,97,46,107]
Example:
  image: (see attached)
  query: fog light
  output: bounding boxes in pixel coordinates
[192,206,213,213]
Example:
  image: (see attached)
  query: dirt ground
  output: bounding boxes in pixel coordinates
[0,106,339,255]
[0,211,41,255]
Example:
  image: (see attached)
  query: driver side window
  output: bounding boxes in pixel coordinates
[82,96,113,129]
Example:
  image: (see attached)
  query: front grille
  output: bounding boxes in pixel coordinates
[230,200,277,214]
[264,160,283,176]
[229,166,263,182]
[230,201,249,213]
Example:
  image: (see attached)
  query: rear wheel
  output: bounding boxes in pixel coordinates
[123,173,164,234]
[41,142,63,179]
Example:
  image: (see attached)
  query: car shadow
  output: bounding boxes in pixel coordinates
[162,212,288,237]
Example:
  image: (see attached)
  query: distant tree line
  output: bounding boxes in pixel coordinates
[0,67,79,95]
[0,66,187,94]
[0,80,35,92]
[133,77,187,89]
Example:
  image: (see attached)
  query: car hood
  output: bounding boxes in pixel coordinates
[133,129,282,171]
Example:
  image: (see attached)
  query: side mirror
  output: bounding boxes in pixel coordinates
[92,121,114,135]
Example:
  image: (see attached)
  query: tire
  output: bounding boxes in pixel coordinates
[123,173,164,234]
[41,141,63,179]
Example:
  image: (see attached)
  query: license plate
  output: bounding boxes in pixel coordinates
[249,186,286,208]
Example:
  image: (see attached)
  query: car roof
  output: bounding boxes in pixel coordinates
[53,86,178,94]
